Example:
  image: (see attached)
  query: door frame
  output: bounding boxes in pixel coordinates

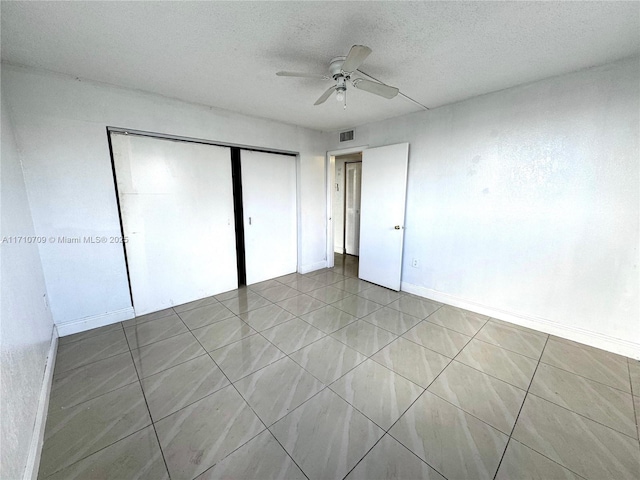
[325,145,368,268]
[107,126,302,313]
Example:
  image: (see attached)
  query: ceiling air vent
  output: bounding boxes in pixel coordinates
[339,130,354,142]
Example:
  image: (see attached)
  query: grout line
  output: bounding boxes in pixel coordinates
[367,352,445,390]
[49,376,141,413]
[344,397,446,480]
[57,322,124,346]
[462,334,539,358]
[425,387,517,438]
[126,328,192,352]
[188,326,312,480]
[252,315,337,385]
[281,330,363,386]
[326,363,424,427]
[548,335,631,359]
[47,380,142,420]
[536,358,633,395]
[197,283,419,479]
[337,306,455,479]
[321,299,447,357]
[40,424,156,479]
[448,356,531,390]
[274,294,330,317]
[123,309,175,328]
[180,313,240,333]
[358,313,420,335]
[469,334,545,361]
[213,332,293,384]
[124,312,191,351]
[174,303,234,325]
[627,360,640,445]
[364,309,489,479]
[421,315,487,338]
[122,325,172,478]
[171,297,220,315]
[299,317,361,337]
[490,335,548,479]
[524,390,639,441]
[53,348,129,377]
[52,344,129,379]
[489,334,588,480]
[504,439,589,480]
[338,435,385,480]
[323,325,395,357]
[135,350,210,381]
[177,332,271,469]
[146,382,229,422]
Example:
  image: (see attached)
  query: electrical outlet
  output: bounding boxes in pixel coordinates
[412,259,419,268]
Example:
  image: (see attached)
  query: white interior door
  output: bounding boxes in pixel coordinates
[359,143,409,291]
[345,162,362,255]
[112,134,237,315]
[241,150,297,285]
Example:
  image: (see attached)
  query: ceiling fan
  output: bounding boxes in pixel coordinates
[276,45,399,107]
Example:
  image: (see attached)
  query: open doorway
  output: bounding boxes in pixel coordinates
[326,143,409,290]
[333,153,362,256]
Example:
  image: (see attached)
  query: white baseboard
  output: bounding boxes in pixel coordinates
[56,307,135,337]
[24,326,58,480]
[299,260,327,274]
[401,282,640,360]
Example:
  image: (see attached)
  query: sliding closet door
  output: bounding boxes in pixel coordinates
[111,133,237,315]
[241,150,297,285]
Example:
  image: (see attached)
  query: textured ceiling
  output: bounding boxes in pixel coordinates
[2,1,639,131]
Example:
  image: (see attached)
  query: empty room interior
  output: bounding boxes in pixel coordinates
[2,1,640,479]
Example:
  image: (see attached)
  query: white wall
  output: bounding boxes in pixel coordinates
[4,56,638,356]
[1,89,55,479]
[2,65,328,332]
[329,57,640,357]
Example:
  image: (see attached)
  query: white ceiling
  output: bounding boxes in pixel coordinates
[2,1,639,131]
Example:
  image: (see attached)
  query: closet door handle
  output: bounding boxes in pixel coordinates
[248,217,252,225]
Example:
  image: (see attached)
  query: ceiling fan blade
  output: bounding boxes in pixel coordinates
[276,71,329,80]
[314,86,337,105]
[353,78,399,99]
[341,45,372,73]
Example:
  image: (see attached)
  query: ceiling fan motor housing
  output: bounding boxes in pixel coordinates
[330,56,347,78]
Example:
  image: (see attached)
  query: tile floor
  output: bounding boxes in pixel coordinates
[40,254,640,479]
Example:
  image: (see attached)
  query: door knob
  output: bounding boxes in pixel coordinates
[394,225,401,230]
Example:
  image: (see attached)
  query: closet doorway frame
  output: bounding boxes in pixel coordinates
[325,145,368,269]
[106,126,301,309]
